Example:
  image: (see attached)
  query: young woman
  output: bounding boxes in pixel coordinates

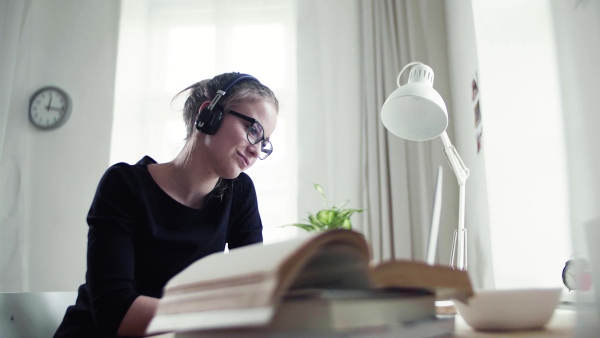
[54,73,278,337]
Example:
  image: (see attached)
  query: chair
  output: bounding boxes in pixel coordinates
[0,291,77,336]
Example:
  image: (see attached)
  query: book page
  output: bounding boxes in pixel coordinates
[165,231,317,290]
[370,260,473,301]
[287,243,371,290]
[164,230,369,293]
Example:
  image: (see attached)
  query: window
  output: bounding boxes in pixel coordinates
[112,0,298,243]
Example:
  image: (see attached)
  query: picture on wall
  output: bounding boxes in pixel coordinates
[472,73,483,154]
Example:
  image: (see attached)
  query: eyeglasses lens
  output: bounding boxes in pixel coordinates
[246,122,272,160]
[247,123,263,145]
[259,141,273,160]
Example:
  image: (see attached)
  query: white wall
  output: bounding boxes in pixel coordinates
[551,0,600,259]
[0,0,120,291]
[444,0,495,289]
[446,0,571,288]
[445,0,574,290]
[551,0,600,334]
[470,0,571,289]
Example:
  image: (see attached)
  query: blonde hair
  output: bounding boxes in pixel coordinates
[173,72,279,139]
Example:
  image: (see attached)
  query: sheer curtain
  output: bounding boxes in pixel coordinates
[296,0,456,264]
[358,0,455,263]
[0,0,28,158]
[0,0,30,291]
[112,0,298,243]
[294,0,364,240]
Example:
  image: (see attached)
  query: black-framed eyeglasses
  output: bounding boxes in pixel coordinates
[227,110,273,160]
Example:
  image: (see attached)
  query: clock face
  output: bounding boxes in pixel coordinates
[29,86,72,130]
[562,259,593,291]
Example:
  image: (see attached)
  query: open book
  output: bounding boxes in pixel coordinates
[146,229,473,335]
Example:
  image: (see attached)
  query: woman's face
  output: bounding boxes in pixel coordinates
[202,99,277,179]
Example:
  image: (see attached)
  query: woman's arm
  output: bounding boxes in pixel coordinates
[86,164,150,335]
[228,173,263,249]
[117,295,159,336]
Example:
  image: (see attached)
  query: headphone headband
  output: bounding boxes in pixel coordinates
[206,74,259,111]
[196,73,260,134]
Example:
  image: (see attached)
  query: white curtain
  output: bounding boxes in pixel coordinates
[295,0,364,236]
[0,0,29,165]
[0,0,31,291]
[360,1,456,263]
[0,0,26,156]
[296,0,456,264]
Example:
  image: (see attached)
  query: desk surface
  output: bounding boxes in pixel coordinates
[453,309,575,337]
[151,309,576,338]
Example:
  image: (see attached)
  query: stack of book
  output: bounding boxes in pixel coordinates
[146,229,473,337]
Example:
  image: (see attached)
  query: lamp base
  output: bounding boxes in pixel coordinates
[450,228,468,271]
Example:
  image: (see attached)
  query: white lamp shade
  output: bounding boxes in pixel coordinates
[379,63,469,270]
[381,77,449,141]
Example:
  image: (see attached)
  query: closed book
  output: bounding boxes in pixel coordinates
[173,316,455,338]
[269,288,436,331]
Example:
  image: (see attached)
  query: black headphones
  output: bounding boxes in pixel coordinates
[195,73,259,134]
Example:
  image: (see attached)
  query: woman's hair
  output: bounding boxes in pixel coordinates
[174,72,279,139]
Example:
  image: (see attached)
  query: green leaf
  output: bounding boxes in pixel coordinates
[308,214,325,228]
[336,200,349,209]
[314,183,328,207]
[316,209,336,225]
[342,218,352,229]
[338,208,364,219]
[281,223,319,232]
[293,183,367,232]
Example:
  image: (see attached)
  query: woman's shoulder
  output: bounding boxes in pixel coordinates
[106,155,155,172]
[224,173,257,206]
[99,156,155,187]
[230,172,256,192]
[234,172,253,183]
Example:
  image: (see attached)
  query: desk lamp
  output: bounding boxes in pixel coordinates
[380,62,470,270]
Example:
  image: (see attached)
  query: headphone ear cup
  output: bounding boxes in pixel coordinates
[195,73,258,135]
[195,107,223,134]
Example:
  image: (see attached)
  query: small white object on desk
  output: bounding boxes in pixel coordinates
[454,309,575,337]
[452,288,562,332]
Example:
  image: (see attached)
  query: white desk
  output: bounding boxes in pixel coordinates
[453,309,575,337]
[151,309,576,338]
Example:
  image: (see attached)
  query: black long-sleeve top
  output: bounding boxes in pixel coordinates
[54,156,263,337]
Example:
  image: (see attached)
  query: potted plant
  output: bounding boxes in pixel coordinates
[286,184,365,232]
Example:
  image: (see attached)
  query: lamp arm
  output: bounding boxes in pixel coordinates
[440,131,470,270]
[440,131,470,185]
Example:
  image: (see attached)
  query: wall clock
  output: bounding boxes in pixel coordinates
[562,258,593,291]
[29,86,72,130]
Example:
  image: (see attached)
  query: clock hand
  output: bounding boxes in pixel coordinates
[48,106,65,113]
[46,93,53,111]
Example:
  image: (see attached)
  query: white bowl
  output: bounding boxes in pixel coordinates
[452,288,562,331]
